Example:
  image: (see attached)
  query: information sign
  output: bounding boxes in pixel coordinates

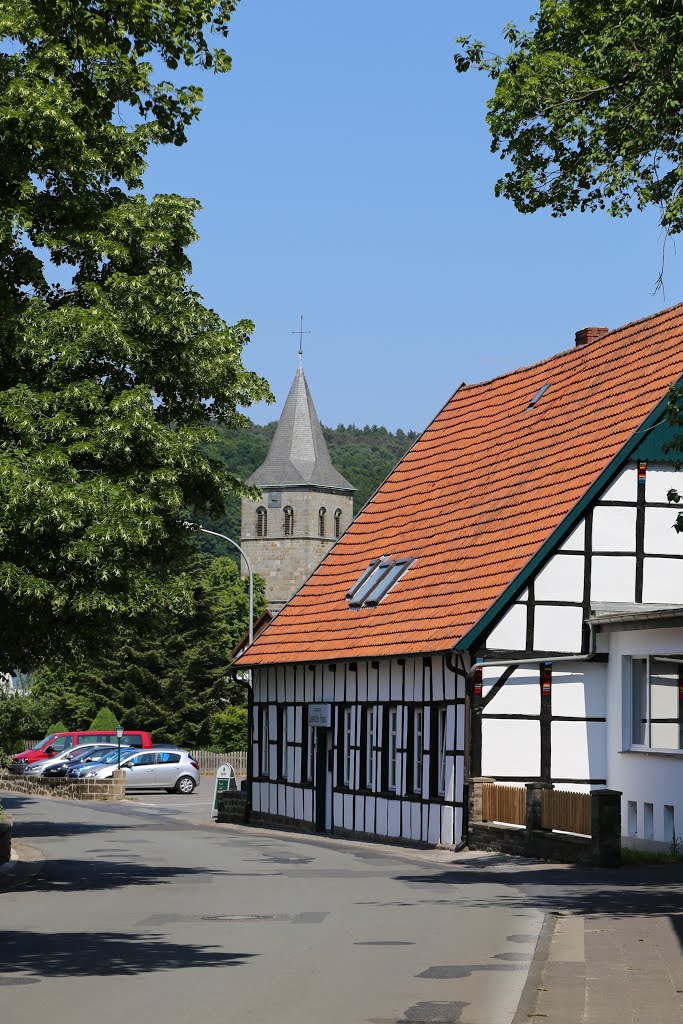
[212,762,236,817]
[308,703,332,728]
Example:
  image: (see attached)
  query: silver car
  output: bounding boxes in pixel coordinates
[86,748,201,794]
[23,743,115,776]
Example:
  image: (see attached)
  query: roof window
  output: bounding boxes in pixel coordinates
[346,556,415,609]
[527,383,550,410]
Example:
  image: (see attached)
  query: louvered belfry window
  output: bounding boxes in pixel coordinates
[318,506,327,537]
[283,506,294,536]
[334,508,342,538]
[256,506,267,537]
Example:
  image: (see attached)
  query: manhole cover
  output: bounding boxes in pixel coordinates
[200,914,289,922]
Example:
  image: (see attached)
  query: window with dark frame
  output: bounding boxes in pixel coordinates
[413,707,424,794]
[343,707,353,787]
[334,508,342,538]
[256,506,267,537]
[260,707,270,777]
[387,707,398,791]
[318,506,327,537]
[277,706,288,780]
[346,557,416,609]
[283,506,294,536]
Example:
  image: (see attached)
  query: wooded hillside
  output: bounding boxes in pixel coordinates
[200,421,419,554]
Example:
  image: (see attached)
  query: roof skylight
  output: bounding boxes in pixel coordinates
[346,557,415,609]
[527,383,550,410]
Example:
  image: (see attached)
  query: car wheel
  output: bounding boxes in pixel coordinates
[175,776,196,795]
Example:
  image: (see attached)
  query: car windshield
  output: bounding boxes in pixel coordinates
[98,748,136,764]
[40,734,56,747]
[68,746,110,763]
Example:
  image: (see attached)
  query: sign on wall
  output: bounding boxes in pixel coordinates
[308,703,332,728]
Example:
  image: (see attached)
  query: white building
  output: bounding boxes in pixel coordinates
[236,308,683,850]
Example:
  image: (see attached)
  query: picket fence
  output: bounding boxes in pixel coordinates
[482,782,591,837]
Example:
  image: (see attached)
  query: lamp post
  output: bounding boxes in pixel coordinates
[115,726,124,769]
[195,526,254,647]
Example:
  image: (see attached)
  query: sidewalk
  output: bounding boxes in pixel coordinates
[515,907,683,1024]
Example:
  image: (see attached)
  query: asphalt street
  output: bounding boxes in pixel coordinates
[0,790,545,1024]
[2,792,682,1024]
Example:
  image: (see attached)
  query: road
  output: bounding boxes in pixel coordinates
[0,790,548,1024]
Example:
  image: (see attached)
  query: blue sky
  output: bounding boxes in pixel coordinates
[146,1,680,433]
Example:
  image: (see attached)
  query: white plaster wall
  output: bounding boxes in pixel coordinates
[602,465,637,503]
[551,721,607,781]
[604,625,683,843]
[486,602,527,651]
[551,663,606,718]
[560,522,585,552]
[482,719,540,777]
[590,555,636,603]
[642,558,683,602]
[645,464,683,505]
[534,604,584,652]
[644,507,683,555]
[535,554,584,602]
[483,666,540,715]
[592,506,636,552]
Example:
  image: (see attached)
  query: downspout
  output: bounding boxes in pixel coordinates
[463,620,599,680]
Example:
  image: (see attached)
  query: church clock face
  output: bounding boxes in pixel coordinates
[268,492,282,508]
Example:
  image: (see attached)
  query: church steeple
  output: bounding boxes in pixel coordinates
[247,366,353,492]
[240,350,355,614]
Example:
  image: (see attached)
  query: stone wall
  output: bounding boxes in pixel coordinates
[241,488,353,610]
[0,769,126,802]
[467,778,622,867]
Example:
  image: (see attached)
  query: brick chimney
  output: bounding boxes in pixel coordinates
[575,326,609,347]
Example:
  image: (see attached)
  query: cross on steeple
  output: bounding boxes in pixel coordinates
[292,314,310,367]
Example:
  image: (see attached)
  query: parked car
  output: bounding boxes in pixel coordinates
[22,744,114,777]
[66,747,138,778]
[10,729,154,772]
[78,748,200,794]
[40,745,121,777]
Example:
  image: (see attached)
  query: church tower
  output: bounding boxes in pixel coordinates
[240,360,355,614]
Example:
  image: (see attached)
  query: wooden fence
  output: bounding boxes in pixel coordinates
[190,750,248,776]
[541,787,591,837]
[482,783,526,826]
[482,782,591,836]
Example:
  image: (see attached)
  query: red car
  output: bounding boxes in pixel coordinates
[10,730,154,772]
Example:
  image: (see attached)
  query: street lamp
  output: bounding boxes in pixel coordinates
[115,726,124,769]
[194,526,254,647]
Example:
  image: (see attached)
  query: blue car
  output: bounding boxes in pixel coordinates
[66,747,137,778]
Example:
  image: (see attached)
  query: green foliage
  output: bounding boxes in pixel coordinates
[89,707,120,730]
[0,691,53,754]
[210,705,248,752]
[34,553,265,747]
[46,720,69,734]
[454,2,683,237]
[0,0,272,669]
[201,420,418,558]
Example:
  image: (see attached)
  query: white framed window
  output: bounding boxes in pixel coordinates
[261,708,270,777]
[628,656,682,751]
[413,708,423,793]
[388,707,398,791]
[307,725,315,782]
[343,708,353,787]
[366,707,376,790]
[280,707,288,780]
[437,707,447,796]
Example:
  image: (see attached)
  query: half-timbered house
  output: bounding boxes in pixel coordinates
[236,307,683,849]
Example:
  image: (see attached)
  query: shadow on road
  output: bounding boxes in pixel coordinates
[16,858,230,893]
[392,861,683,919]
[10,820,135,839]
[0,931,257,977]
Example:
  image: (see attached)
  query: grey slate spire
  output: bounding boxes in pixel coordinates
[247,366,354,491]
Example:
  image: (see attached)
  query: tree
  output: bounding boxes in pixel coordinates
[454,2,683,243]
[0,1,272,670]
[210,706,248,751]
[89,706,120,730]
[31,554,266,746]
[0,691,54,755]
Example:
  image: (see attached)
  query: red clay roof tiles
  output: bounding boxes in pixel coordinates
[237,305,683,665]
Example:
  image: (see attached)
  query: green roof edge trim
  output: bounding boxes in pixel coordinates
[455,383,680,654]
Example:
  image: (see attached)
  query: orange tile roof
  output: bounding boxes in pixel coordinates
[237,305,683,665]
